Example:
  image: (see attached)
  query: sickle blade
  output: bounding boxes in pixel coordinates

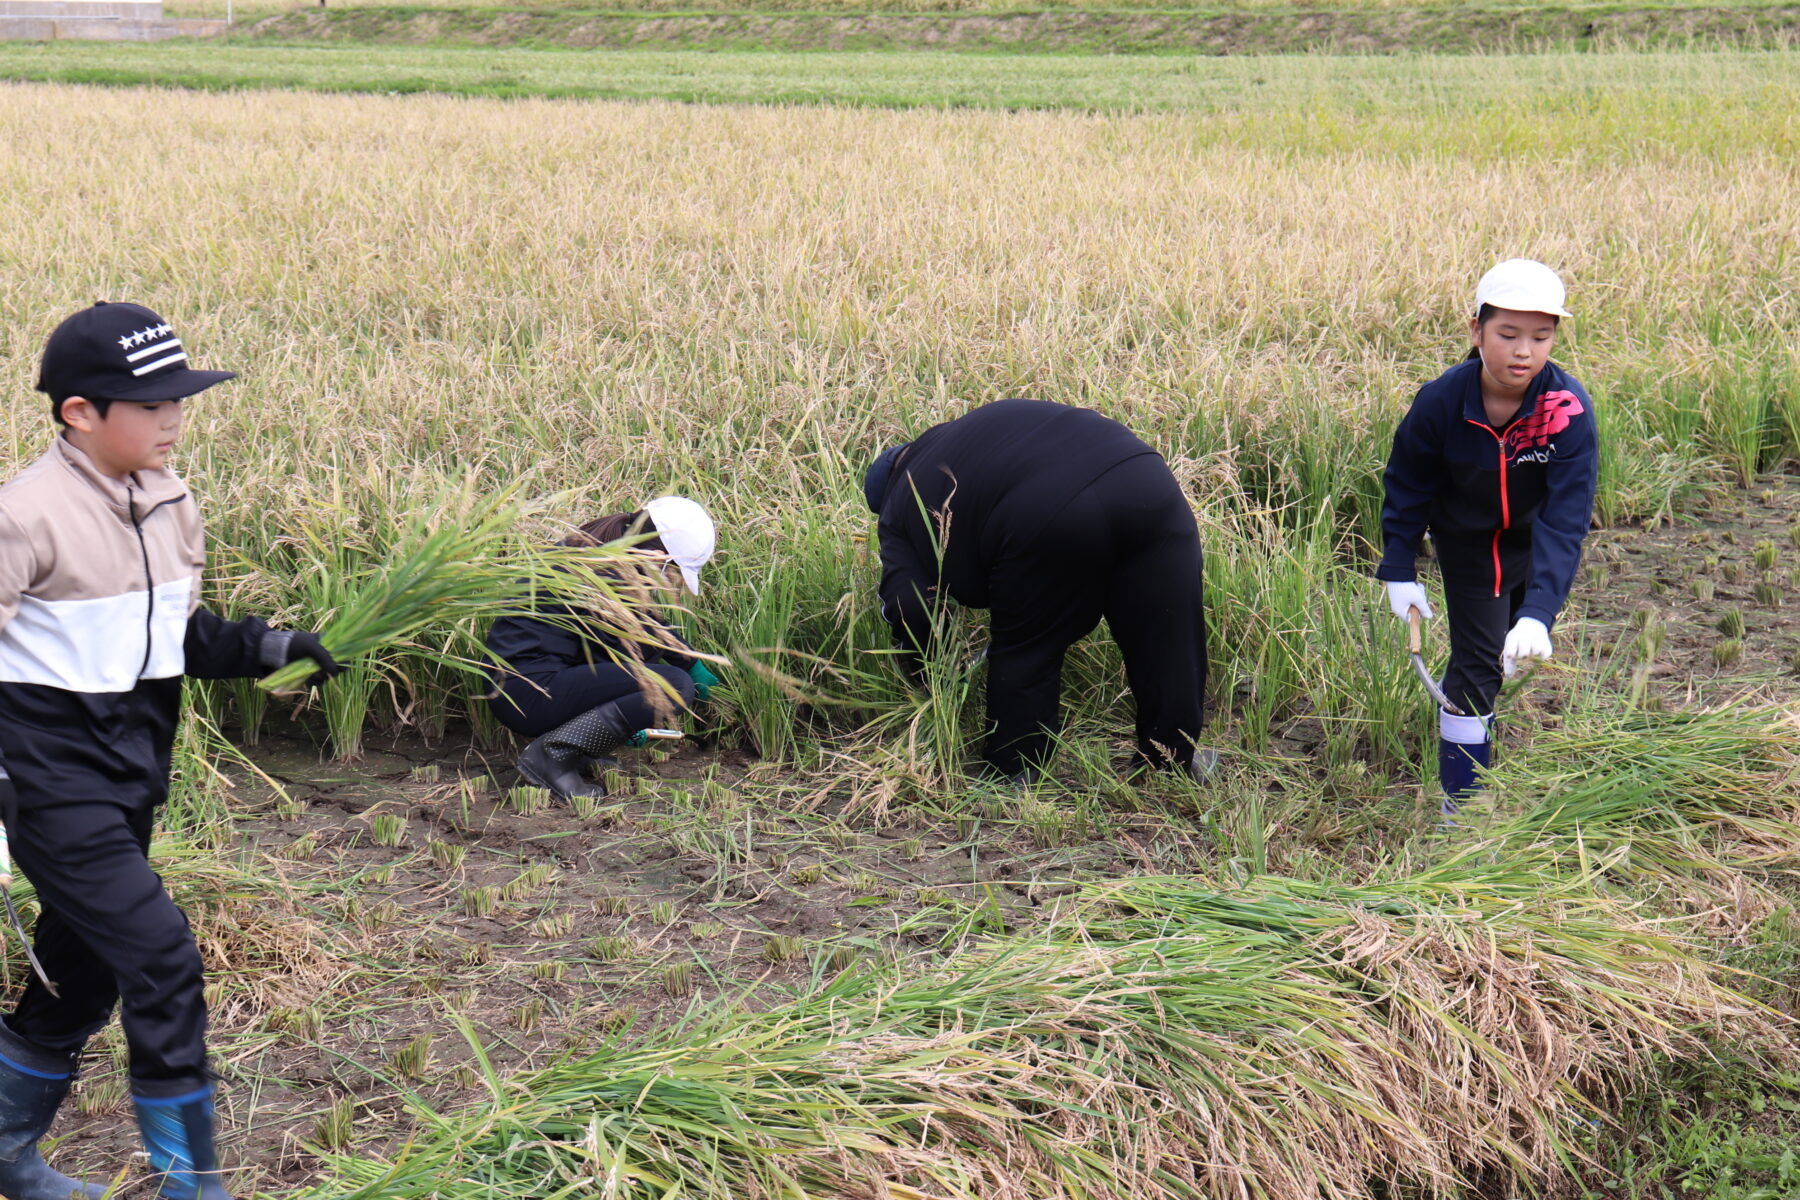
[1411,653,1465,717]
[2,889,56,997]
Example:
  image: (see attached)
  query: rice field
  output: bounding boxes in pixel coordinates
[2,44,1799,1197]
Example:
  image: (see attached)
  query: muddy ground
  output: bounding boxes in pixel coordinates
[26,476,1800,1197]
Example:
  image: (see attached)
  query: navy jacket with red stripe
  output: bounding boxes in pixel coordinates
[1375,357,1597,630]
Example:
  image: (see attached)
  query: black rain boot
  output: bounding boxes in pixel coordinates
[134,1086,231,1200]
[516,701,633,803]
[0,1021,108,1200]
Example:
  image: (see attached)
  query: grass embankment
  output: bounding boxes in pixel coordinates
[209,2,1800,54]
[175,0,1800,13]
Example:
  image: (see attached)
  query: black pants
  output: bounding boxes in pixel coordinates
[1441,575,1527,718]
[2,798,208,1099]
[984,454,1208,777]
[490,662,695,738]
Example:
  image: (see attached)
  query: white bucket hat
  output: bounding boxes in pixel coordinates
[642,496,715,595]
[1475,258,1572,319]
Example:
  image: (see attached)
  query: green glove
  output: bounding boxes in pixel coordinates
[689,661,720,702]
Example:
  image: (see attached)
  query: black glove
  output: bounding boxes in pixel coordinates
[285,632,344,688]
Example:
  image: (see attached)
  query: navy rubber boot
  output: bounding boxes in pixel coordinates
[0,1021,107,1200]
[134,1087,231,1200]
[1438,708,1493,817]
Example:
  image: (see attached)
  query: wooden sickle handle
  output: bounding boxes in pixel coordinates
[1407,607,1423,656]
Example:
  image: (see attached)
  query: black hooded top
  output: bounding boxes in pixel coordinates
[872,398,1160,652]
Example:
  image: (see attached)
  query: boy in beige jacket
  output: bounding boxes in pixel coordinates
[0,302,338,1200]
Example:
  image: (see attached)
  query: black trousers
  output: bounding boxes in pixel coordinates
[1441,574,1527,718]
[490,662,695,738]
[984,454,1208,777]
[2,798,208,1099]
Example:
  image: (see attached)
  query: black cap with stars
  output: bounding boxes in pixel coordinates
[35,301,236,403]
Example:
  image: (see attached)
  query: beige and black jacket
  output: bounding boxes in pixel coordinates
[0,436,274,809]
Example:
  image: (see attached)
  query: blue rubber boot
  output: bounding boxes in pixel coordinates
[134,1087,232,1200]
[1438,709,1493,818]
[0,1020,107,1200]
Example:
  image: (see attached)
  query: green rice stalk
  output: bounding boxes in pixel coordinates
[255,476,683,695]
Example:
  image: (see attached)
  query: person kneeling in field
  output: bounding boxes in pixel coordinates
[0,303,342,1200]
[1376,259,1598,814]
[865,397,1214,784]
[485,497,718,803]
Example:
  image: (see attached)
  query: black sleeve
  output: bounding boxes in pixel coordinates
[184,607,274,680]
[1375,388,1447,583]
[645,613,699,672]
[877,512,938,670]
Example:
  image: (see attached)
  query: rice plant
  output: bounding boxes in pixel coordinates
[531,912,575,939]
[368,813,407,848]
[762,934,805,963]
[506,785,551,816]
[501,865,556,900]
[387,1035,433,1082]
[588,936,635,963]
[253,476,678,764]
[568,794,608,820]
[311,1096,357,1153]
[512,999,544,1033]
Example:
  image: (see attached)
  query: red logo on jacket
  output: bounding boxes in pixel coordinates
[1505,390,1584,454]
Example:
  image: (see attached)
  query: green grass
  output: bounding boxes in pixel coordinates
[1,42,1797,112]
[163,0,1800,53]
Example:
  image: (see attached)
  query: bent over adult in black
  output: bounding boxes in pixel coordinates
[866,398,1209,781]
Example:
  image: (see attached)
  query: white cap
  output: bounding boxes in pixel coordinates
[1475,258,1571,319]
[642,496,715,595]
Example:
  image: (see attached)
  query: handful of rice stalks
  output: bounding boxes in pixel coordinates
[257,477,676,694]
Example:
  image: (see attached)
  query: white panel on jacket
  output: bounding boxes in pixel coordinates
[0,577,193,691]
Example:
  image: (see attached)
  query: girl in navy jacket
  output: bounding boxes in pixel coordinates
[485,497,717,803]
[1375,260,1598,810]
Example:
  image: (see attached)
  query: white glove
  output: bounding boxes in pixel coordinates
[1501,617,1552,678]
[1384,580,1433,621]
